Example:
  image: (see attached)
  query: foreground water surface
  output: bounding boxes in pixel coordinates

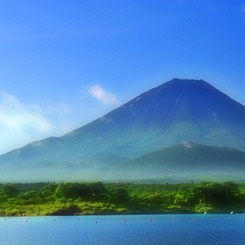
[0,214,244,245]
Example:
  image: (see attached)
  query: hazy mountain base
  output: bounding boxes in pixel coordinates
[0,168,244,183]
[1,142,245,183]
[0,181,245,216]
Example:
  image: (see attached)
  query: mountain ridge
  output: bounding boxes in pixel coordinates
[106,142,245,182]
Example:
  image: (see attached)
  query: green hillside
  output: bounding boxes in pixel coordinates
[109,142,245,181]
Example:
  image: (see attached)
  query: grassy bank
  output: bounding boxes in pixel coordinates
[0,181,244,216]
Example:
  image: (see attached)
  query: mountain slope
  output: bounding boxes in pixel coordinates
[0,78,245,181]
[109,142,245,181]
[62,78,245,158]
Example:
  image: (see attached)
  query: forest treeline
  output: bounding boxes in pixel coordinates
[0,181,244,216]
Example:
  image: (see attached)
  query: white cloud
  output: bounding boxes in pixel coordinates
[89,85,119,105]
[0,91,53,154]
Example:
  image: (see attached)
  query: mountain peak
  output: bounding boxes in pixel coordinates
[157,78,214,92]
[181,142,198,148]
[160,78,207,86]
[168,78,205,83]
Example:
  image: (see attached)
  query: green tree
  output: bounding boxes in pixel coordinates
[110,187,129,203]
[1,184,19,198]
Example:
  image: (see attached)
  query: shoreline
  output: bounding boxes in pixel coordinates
[0,210,241,217]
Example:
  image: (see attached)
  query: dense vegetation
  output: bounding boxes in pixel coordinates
[0,181,244,216]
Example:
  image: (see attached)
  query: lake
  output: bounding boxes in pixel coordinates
[0,214,244,245]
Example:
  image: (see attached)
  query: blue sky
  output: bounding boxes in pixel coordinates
[0,0,245,154]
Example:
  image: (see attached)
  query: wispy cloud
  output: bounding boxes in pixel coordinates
[89,85,119,105]
[0,86,119,154]
[46,102,72,116]
[0,91,52,154]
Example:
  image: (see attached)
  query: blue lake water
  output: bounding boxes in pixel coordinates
[0,214,244,245]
